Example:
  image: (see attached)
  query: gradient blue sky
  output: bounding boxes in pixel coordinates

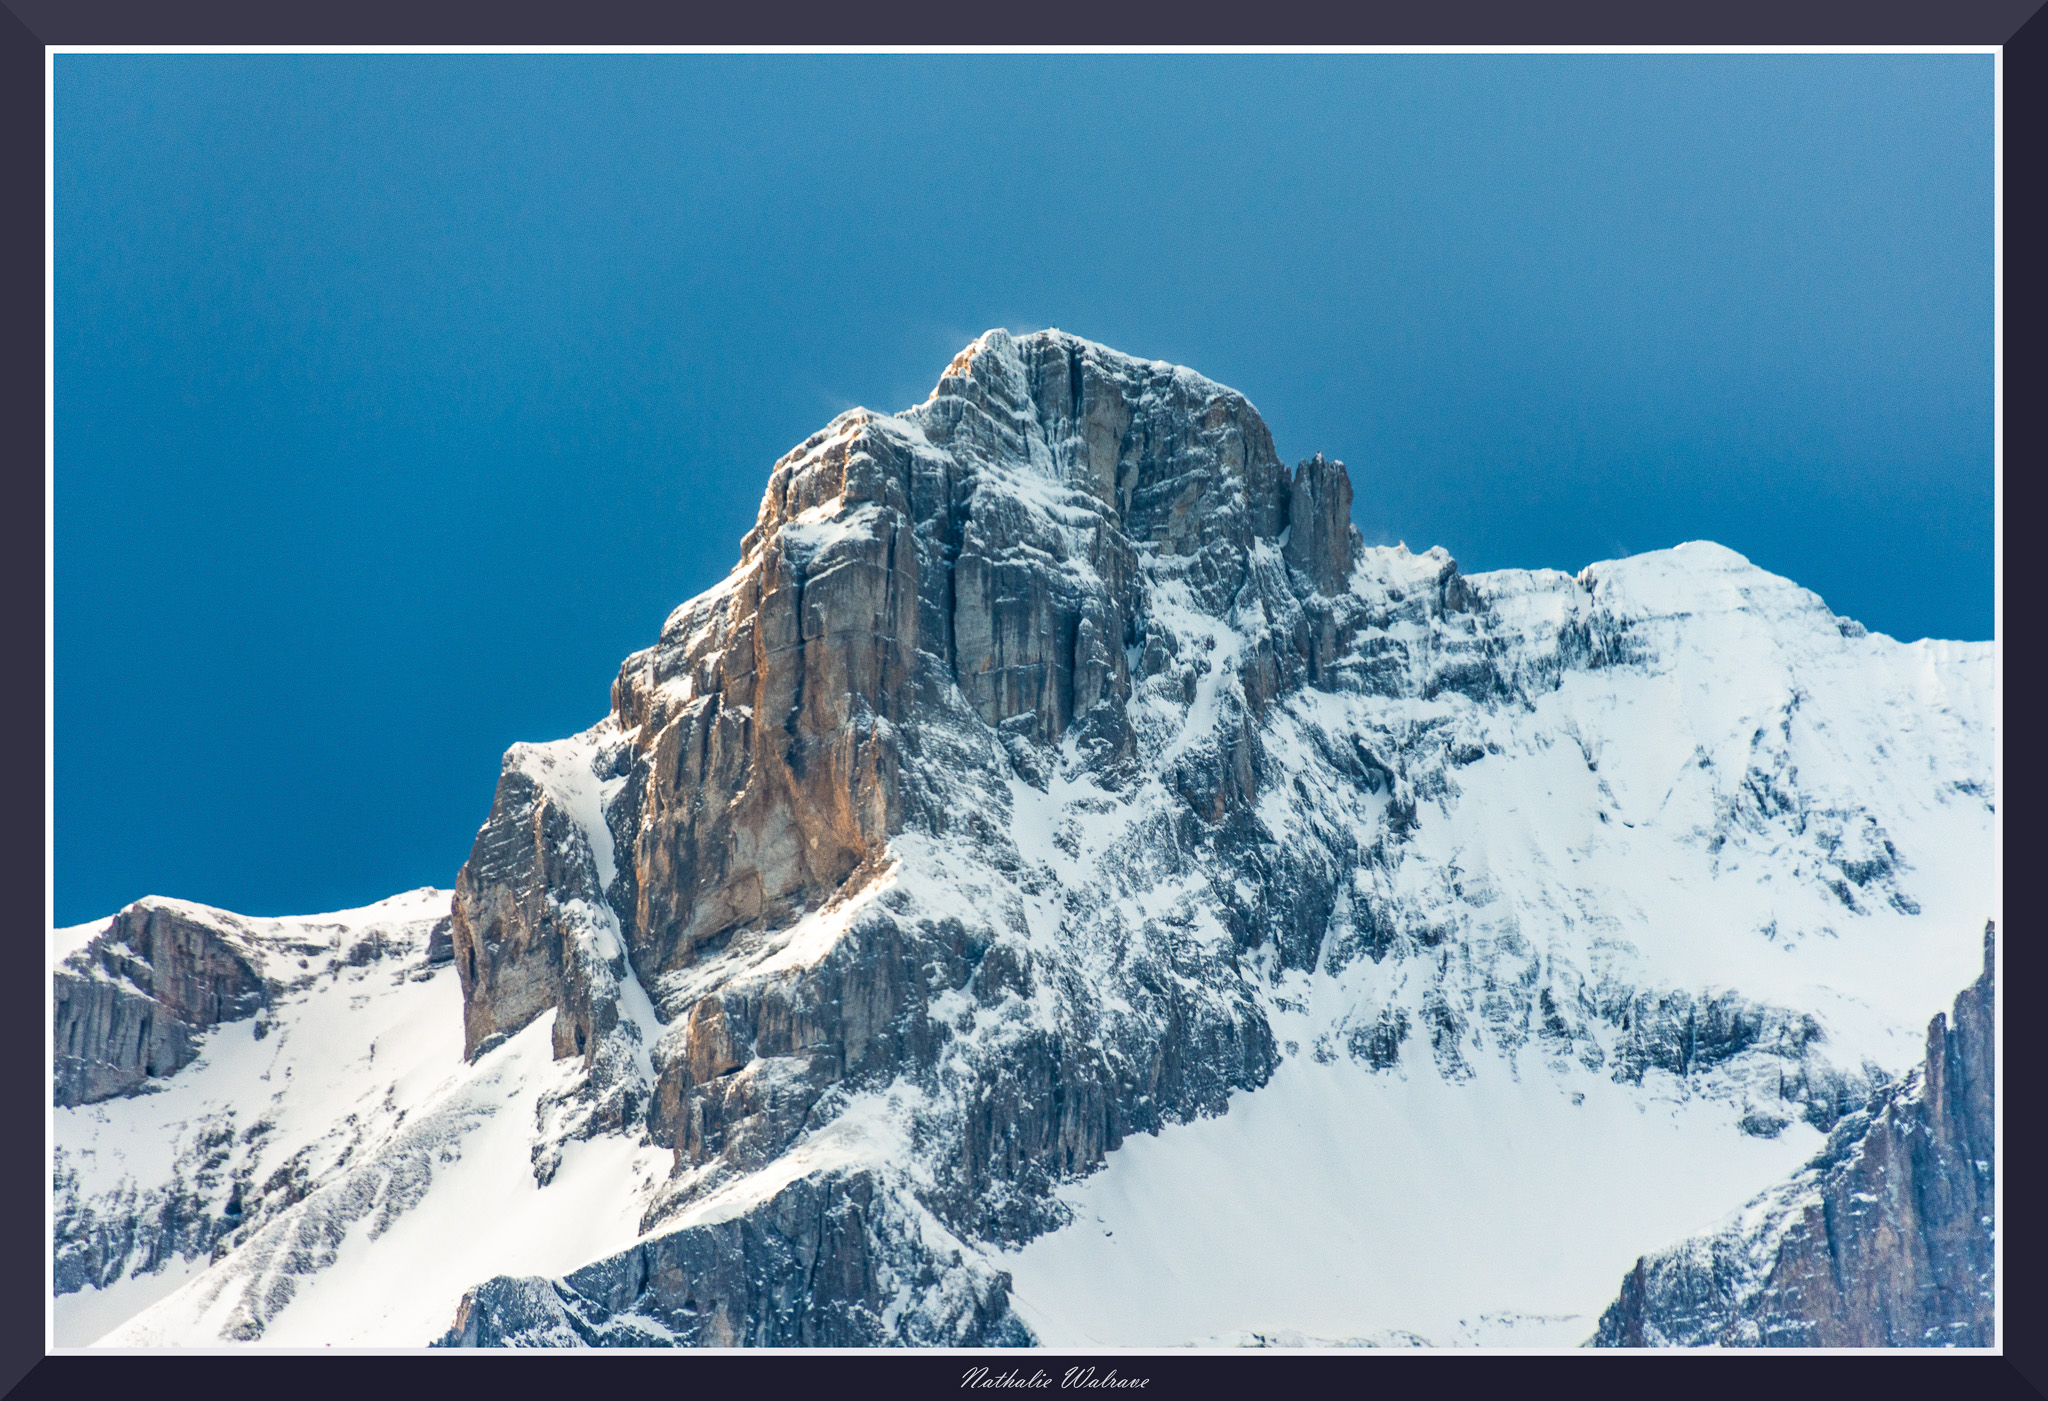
[55,53,1996,926]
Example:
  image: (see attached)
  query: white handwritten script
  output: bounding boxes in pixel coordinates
[960,1367,1151,1390]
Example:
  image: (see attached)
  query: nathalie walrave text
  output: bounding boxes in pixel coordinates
[962,1367,1150,1389]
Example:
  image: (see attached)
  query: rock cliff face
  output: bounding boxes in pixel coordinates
[441,330,1336,1339]
[428,329,1994,1348]
[55,330,1996,1349]
[55,900,281,1107]
[1592,922,1996,1348]
[449,330,1355,1048]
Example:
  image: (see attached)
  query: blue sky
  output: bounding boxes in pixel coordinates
[55,53,1995,925]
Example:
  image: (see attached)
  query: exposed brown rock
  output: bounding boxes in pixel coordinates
[438,330,1327,1343]
[454,329,1361,1061]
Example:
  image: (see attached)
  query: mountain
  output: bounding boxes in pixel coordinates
[52,329,1998,1348]
[1592,922,1995,1347]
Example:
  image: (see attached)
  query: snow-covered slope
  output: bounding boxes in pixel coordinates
[998,539,1995,1347]
[1006,1050,1820,1348]
[51,330,1997,1349]
[51,890,668,1347]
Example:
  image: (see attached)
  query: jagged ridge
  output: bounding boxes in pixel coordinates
[430,330,1993,1347]
[54,330,1996,1348]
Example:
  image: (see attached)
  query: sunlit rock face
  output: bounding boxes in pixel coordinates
[432,329,1991,1348]
[55,330,1995,1349]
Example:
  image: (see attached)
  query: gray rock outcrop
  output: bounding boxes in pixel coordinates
[51,892,457,1315]
[54,900,276,1107]
[438,1168,1030,1347]
[1591,922,1996,1347]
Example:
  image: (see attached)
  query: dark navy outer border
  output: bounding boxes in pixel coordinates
[6,3,2040,1397]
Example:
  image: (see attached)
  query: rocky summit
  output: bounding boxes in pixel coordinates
[52,330,1998,1348]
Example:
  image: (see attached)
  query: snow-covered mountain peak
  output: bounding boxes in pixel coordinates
[54,332,1995,1350]
[935,327,1238,404]
[1576,539,1836,630]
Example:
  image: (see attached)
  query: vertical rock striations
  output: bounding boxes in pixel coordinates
[435,329,1993,1347]
[1591,922,1997,1347]
[441,329,1370,1344]
[1283,451,1354,597]
[54,901,275,1107]
[59,330,1992,1348]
